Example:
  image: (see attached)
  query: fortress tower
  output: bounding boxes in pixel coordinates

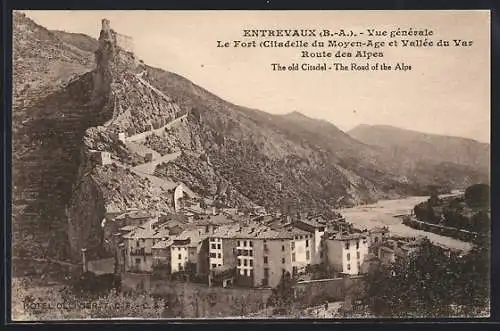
[102,18,111,31]
[99,18,135,54]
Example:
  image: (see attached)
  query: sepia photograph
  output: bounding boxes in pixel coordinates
[10,10,490,320]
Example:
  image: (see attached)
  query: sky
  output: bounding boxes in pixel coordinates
[21,10,490,143]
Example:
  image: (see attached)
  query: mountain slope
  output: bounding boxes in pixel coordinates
[13,12,95,112]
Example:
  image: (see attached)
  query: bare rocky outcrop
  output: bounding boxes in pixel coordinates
[63,19,184,260]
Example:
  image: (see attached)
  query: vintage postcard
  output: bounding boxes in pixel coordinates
[11,10,490,320]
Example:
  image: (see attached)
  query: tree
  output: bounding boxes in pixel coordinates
[428,189,440,207]
[471,211,490,234]
[363,238,489,318]
[266,272,297,315]
[464,184,490,208]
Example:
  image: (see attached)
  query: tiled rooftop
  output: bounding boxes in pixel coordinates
[209,223,294,240]
[172,229,207,247]
[119,225,138,232]
[296,217,327,229]
[122,220,170,239]
[152,238,173,249]
[195,213,236,225]
[115,209,152,220]
[328,231,369,241]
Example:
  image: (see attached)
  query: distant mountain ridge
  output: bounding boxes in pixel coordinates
[348,124,490,174]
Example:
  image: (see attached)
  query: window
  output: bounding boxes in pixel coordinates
[218,264,222,267]
[238,258,241,266]
[306,250,310,260]
[282,269,286,276]
[291,242,295,250]
[243,241,247,247]
[237,241,241,246]
[306,240,309,248]
[282,258,285,264]
[264,243,269,251]
[178,254,182,259]
[210,253,216,258]
[374,237,379,243]
[292,253,296,262]
[249,241,253,247]
[244,259,248,266]
[218,253,221,258]
[211,244,216,250]
[135,258,140,265]
[212,263,217,268]
[264,256,268,264]
[237,249,242,256]
[282,245,285,252]
[136,241,140,247]
[347,253,350,261]
[178,263,183,271]
[356,240,360,249]
[345,242,350,250]
[356,251,360,260]
[217,244,221,249]
[250,260,253,267]
[250,269,254,277]
[249,250,253,257]
[347,264,351,271]
[264,268,269,278]
[244,269,248,276]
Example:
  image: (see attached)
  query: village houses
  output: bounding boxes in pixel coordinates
[102,203,422,290]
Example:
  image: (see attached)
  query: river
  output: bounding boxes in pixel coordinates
[338,194,472,252]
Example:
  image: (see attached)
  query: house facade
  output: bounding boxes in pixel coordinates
[323,232,370,275]
[205,224,295,288]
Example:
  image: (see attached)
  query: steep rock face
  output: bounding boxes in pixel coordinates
[66,172,107,260]
[13,15,187,260]
[12,13,100,261]
[12,70,105,260]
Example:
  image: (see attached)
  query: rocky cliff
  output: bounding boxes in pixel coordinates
[13,16,184,260]
[12,14,490,261]
[65,19,187,259]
